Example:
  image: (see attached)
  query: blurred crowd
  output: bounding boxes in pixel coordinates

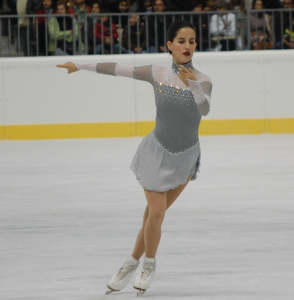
[1,0,294,55]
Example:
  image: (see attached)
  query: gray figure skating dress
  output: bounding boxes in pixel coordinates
[74,61,212,192]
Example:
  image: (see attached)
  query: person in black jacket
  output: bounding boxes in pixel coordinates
[146,0,172,53]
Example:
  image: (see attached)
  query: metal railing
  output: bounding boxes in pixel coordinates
[0,9,293,57]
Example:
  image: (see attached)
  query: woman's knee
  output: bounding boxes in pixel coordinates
[149,209,165,223]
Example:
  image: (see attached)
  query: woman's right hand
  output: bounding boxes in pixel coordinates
[56,62,78,74]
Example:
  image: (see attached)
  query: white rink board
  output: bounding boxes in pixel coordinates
[0,50,294,125]
[0,59,4,126]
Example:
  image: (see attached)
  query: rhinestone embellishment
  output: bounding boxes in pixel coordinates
[154,133,199,156]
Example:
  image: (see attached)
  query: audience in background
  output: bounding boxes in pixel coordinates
[185,0,209,51]
[282,17,294,49]
[147,0,172,53]
[122,13,146,53]
[210,0,236,51]
[204,0,217,11]
[69,0,91,21]
[35,0,55,55]
[4,0,294,56]
[229,0,246,12]
[48,0,78,55]
[275,0,294,48]
[112,0,129,28]
[87,0,100,54]
[129,0,146,12]
[249,0,274,50]
[95,15,124,54]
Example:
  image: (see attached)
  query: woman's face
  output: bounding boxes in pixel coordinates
[193,4,202,11]
[130,15,137,26]
[144,0,151,9]
[254,0,263,9]
[167,27,197,65]
[43,0,52,10]
[118,1,128,12]
[91,3,100,13]
[57,4,67,14]
[43,0,52,9]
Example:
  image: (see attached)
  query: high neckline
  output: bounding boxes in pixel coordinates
[171,60,194,74]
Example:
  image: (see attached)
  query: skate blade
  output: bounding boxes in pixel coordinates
[105,286,119,295]
[135,288,146,297]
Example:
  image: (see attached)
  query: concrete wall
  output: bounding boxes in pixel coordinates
[0,50,293,139]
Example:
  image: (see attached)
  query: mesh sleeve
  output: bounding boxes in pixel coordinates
[188,79,212,116]
[73,62,153,83]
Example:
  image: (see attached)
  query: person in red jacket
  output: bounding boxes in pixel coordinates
[95,15,126,54]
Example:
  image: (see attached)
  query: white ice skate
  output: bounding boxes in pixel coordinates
[133,257,156,296]
[105,256,140,295]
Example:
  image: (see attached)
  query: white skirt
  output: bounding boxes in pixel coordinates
[130,131,201,192]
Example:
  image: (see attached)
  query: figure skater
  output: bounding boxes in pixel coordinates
[57,20,212,296]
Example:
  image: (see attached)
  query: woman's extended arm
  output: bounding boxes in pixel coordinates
[56,62,154,83]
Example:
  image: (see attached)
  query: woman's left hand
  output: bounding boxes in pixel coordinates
[178,65,197,87]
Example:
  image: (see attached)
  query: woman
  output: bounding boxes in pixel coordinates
[57,20,212,296]
[48,0,78,55]
[249,0,274,50]
[35,0,55,55]
[122,14,146,53]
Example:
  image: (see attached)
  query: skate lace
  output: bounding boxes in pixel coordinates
[116,263,135,280]
[140,261,154,280]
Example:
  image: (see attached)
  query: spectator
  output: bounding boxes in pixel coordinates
[129,0,146,12]
[69,0,91,22]
[112,0,129,29]
[35,0,55,55]
[186,0,210,51]
[210,0,236,51]
[204,0,217,11]
[26,0,42,14]
[69,0,90,51]
[146,0,172,53]
[275,0,294,48]
[122,14,146,53]
[95,15,126,53]
[48,0,78,55]
[282,17,294,49]
[87,0,100,53]
[143,0,152,12]
[168,0,186,11]
[248,0,274,50]
[229,0,245,12]
[99,0,116,12]
[229,0,246,49]
[17,0,30,55]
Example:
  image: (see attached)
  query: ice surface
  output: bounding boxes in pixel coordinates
[0,134,294,300]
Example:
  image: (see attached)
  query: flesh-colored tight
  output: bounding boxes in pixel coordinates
[131,176,192,260]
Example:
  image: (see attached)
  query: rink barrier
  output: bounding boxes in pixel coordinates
[0,118,294,140]
[0,51,294,140]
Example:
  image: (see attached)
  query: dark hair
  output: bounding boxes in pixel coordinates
[167,20,196,54]
[251,0,265,9]
[56,0,68,11]
[217,0,230,10]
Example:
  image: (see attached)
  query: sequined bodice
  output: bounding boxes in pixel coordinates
[152,62,202,154]
[75,60,211,155]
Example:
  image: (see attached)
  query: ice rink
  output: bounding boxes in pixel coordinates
[1,134,294,300]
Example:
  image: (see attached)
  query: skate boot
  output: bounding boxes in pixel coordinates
[105,256,140,295]
[133,257,156,296]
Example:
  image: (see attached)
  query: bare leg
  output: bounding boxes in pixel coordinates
[131,176,192,260]
[144,190,167,258]
[131,205,149,261]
